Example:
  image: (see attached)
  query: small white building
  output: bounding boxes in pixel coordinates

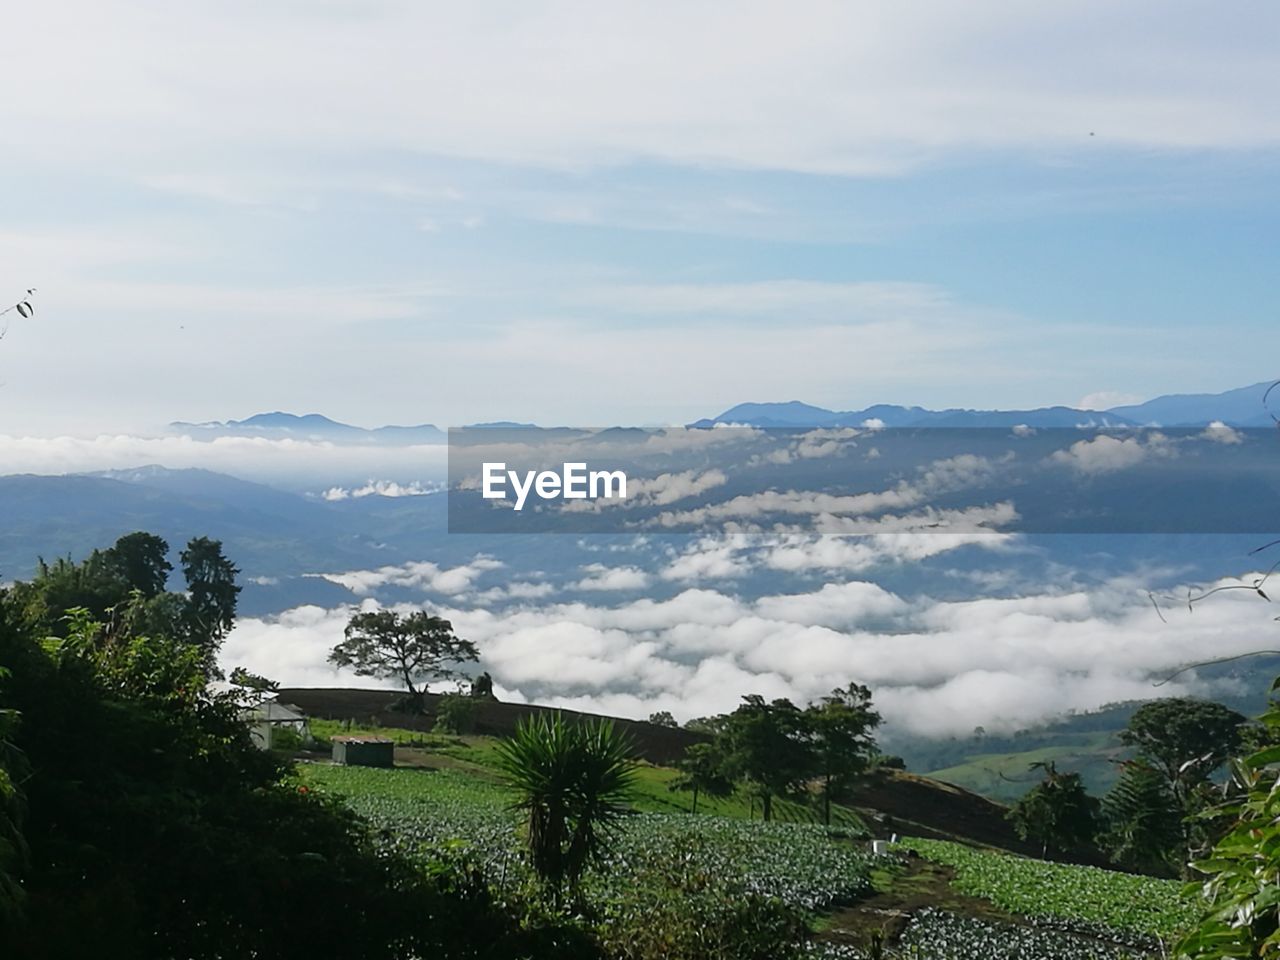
[241,700,311,750]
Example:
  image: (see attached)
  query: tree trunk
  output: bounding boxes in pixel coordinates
[762,793,773,822]
[692,786,699,815]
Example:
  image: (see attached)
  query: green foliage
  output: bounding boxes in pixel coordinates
[904,837,1195,939]
[668,741,735,814]
[594,854,808,960]
[0,666,28,928]
[1121,699,1245,806]
[104,531,172,598]
[1102,759,1184,876]
[302,763,877,959]
[270,725,305,752]
[887,908,1150,960]
[11,550,126,635]
[807,683,880,826]
[228,665,280,695]
[0,533,563,960]
[471,670,497,701]
[647,710,677,728]
[436,691,480,734]
[1175,680,1280,959]
[179,536,241,658]
[495,713,638,900]
[330,609,478,696]
[1007,761,1100,858]
[724,695,816,821]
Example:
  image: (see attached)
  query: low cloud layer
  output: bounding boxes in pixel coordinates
[223,554,1278,739]
[0,433,447,491]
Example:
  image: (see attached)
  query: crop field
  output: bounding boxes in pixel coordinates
[902,838,1195,941]
[300,763,877,912]
[811,909,1150,960]
[298,763,1201,958]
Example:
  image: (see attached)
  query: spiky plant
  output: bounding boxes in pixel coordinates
[495,713,637,902]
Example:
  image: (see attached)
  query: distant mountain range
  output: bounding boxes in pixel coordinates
[169,381,1277,443]
[169,412,447,444]
[694,380,1278,429]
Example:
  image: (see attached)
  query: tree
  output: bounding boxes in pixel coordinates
[495,713,637,903]
[329,609,478,697]
[807,683,880,826]
[647,710,678,728]
[1102,759,1183,876]
[1121,698,1245,809]
[471,671,498,701]
[180,537,241,655]
[104,532,171,598]
[1007,761,1099,858]
[11,551,127,635]
[723,695,815,822]
[668,741,735,814]
[228,666,279,697]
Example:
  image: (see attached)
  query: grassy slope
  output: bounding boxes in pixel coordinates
[308,718,867,828]
[923,733,1128,803]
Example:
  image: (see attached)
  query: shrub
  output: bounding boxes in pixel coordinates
[436,692,480,734]
[496,713,637,902]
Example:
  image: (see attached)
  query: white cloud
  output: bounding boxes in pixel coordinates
[661,538,754,581]
[1202,420,1245,444]
[9,4,1279,178]
[1050,433,1174,474]
[225,565,1280,738]
[575,563,652,591]
[321,479,441,500]
[1077,390,1144,411]
[653,454,1007,531]
[316,557,504,596]
[0,434,448,490]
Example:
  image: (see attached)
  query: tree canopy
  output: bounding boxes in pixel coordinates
[329,609,479,696]
[723,695,816,822]
[806,683,880,826]
[1007,761,1099,858]
[1119,698,1245,806]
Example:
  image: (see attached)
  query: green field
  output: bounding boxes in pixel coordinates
[918,734,1128,803]
[296,754,1200,959]
[902,838,1194,944]
[307,718,869,827]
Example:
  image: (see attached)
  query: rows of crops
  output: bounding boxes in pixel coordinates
[902,838,1195,941]
[299,764,1198,958]
[810,909,1151,960]
[300,763,876,913]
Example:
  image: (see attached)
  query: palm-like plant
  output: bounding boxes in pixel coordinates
[495,713,637,902]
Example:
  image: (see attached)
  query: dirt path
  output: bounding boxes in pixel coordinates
[817,855,1015,951]
[816,853,1159,956]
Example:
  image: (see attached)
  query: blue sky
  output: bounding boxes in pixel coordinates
[2,1,1279,434]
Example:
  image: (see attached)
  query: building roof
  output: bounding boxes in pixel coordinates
[332,735,394,744]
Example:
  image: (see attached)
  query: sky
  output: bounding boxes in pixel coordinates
[3,1,1280,434]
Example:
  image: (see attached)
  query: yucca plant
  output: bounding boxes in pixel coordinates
[495,713,637,903]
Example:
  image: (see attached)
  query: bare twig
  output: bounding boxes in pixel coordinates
[1153,650,1280,687]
